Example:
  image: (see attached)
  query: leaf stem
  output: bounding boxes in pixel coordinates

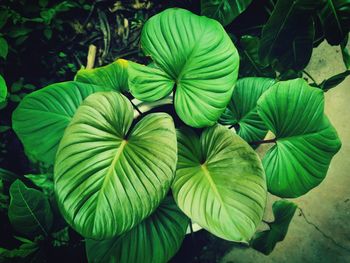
[249,138,277,146]
[303,70,318,85]
[129,99,143,116]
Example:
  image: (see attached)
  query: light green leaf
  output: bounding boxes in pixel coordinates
[201,0,253,26]
[0,37,8,59]
[54,91,177,239]
[257,78,342,197]
[251,200,297,255]
[8,180,53,238]
[220,77,275,143]
[172,125,266,243]
[0,74,7,103]
[128,8,239,128]
[12,81,108,164]
[75,59,129,93]
[86,196,189,263]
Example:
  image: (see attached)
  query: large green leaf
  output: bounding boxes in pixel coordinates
[201,0,253,26]
[54,91,177,239]
[220,77,275,143]
[86,196,189,263]
[238,35,276,78]
[75,59,129,93]
[251,200,297,255]
[319,0,350,45]
[257,78,341,197]
[259,0,322,71]
[8,180,53,238]
[12,81,108,164]
[128,8,239,128]
[172,125,266,243]
[0,74,7,103]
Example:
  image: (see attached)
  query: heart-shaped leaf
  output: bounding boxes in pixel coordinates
[12,81,108,164]
[128,8,239,128]
[201,0,253,26]
[172,125,266,242]
[251,200,297,255]
[86,196,189,263]
[75,59,129,93]
[220,77,275,143]
[8,180,53,238]
[257,78,342,197]
[54,91,177,239]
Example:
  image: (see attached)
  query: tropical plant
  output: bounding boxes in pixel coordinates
[0,1,348,262]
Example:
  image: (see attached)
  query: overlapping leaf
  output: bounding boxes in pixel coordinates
[86,196,189,263]
[257,78,341,197]
[220,77,275,143]
[75,59,129,93]
[201,0,253,26]
[251,200,297,255]
[172,125,266,242]
[12,81,108,164]
[128,8,239,128]
[54,91,177,239]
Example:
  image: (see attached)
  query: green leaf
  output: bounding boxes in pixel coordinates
[251,200,297,255]
[259,0,321,71]
[257,78,341,197]
[54,91,177,239]
[0,37,8,59]
[319,70,350,91]
[12,81,108,164]
[8,180,53,238]
[238,35,276,78]
[75,59,129,93]
[201,0,253,26]
[24,174,54,196]
[86,196,189,263]
[0,74,7,103]
[0,242,38,260]
[0,9,9,29]
[220,77,275,143]
[0,168,18,182]
[43,28,52,40]
[128,8,239,128]
[341,36,350,68]
[172,125,266,243]
[319,0,350,45]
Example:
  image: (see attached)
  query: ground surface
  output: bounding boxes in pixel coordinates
[222,41,350,263]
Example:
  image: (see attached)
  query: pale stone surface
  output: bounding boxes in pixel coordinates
[222,41,350,263]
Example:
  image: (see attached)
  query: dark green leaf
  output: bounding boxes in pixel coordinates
[319,0,350,45]
[251,200,297,255]
[24,174,54,196]
[341,36,350,68]
[172,125,266,242]
[0,126,11,133]
[201,0,253,26]
[0,168,18,182]
[8,180,53,237]
[0,9,9,29]
[0,74,7,103]
[220,77,275,143]
[0,242,38,260]
[238,35,276,78]
[54,92,177,239]
[257,78,341,197]
[12,81,109,164]
[86,196,189,263]
[0,37,8,59]
[319,70,350,91]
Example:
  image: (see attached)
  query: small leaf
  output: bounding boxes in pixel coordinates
[0,9,9,29]
[54,92,177,239]
[24,174,54,196]
[12,81,109,164]
[172,125,266,242]
[0,126,11,133]
[0,74,7,103]
[257,78,341,197]
[0,37,8,59]
[220,77,275,144]
[86,196,189,263]
[43,28,52,40]
[75,59,129,93]
[251,200,297,255]
[0,242,38,260]
[8,180,53,238]
[10,94,21,102]
[201,0,253,26]
[319,70,350,91]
